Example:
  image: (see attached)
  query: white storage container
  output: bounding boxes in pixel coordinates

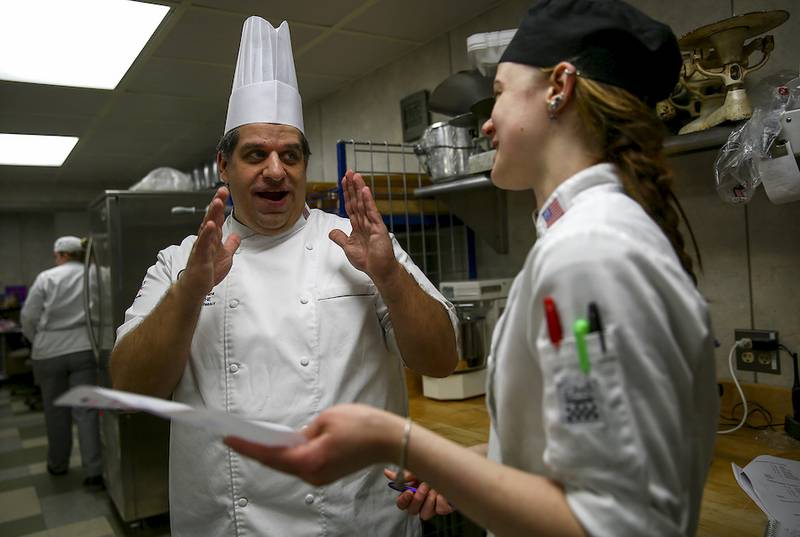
[467,29,516,77]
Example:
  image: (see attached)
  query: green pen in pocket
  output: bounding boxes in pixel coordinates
[573,318,591,375]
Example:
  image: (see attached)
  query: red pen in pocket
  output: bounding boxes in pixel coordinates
[543,296,563,349]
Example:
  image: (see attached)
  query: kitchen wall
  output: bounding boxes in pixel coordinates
[1,0,796,387]
[0,211,89,292]
[303,0,800,388]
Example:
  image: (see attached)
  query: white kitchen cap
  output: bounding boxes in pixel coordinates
[54,236,82,253]
[224,17,304,135]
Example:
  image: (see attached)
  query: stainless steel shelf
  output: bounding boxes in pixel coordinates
[414,174,492,198]
[413,125,737,199]
[663,125,736,156]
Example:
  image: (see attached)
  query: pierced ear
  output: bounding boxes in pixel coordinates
[546,94,565,119]
[544,62,578,120]
[548,61,578,109]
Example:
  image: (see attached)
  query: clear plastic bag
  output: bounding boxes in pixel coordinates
[714,74,799,205]
[129,167,193,191]
[714,121,760,204]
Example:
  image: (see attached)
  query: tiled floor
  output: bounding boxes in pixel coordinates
[0,383,170,537]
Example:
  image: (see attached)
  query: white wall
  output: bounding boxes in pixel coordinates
[54,210,90,239]
[0,213,55,291]
[0,210,90,291]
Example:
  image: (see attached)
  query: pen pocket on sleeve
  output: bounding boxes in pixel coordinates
[537,325,639,478]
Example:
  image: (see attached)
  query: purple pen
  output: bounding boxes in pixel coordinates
[387,481,417,493]
[387,481,456,511]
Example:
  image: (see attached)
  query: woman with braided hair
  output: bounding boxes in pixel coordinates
[224,1,718,535]
[568,73,701,284]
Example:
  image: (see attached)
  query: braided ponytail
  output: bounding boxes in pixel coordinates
[571,77,701,285]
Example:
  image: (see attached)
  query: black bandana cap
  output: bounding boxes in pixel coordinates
[500,0,682,105]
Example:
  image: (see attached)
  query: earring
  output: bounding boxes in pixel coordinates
[547,94,563,119]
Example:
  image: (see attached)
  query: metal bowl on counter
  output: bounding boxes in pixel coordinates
[453,302,489,373]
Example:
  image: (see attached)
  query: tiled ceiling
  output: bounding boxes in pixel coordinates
[0,0,501,210]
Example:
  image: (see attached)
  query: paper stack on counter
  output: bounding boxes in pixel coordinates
[56,385,305,447]
[732,455,800,536]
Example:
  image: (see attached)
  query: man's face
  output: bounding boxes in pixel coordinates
[218,123,307,235]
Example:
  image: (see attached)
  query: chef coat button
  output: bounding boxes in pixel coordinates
[304,494,314,505]
[299,295,309,305]
[229,363,239,373]
[300,357,309,367]
[229,299,239,308]
[238,497,248,507]
[305,242,314,251]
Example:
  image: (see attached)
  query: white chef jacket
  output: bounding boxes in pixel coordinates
[116,207,458,537]
[486,164,718,537]
[21,261,91,360]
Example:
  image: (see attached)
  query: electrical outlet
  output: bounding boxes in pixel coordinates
[735,329,781,374]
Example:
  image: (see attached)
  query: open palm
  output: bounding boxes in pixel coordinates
[329,170,396,283]
[181,187,241,299]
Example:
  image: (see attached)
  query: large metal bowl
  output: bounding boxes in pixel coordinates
[415,117,476,181]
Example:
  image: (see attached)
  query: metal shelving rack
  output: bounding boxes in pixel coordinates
[335,140,476,284]
[413,125,737,197]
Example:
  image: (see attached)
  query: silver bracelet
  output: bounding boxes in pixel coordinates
[393,416,413,487]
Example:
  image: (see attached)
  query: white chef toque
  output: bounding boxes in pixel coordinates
[224,17,304,135]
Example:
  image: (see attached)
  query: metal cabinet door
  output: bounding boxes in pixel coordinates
[108,191,209,331]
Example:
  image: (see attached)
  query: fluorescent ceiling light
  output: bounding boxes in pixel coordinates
[0,0,169,90]
[0,134,79,166]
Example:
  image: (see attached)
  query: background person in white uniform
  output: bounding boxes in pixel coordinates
[20,236,103,487]
[110,17,459,537]
[225,2,719,536]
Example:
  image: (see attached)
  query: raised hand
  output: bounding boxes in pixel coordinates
[178,186,241,300]
[383,468,455,520]
[328,170,399,286]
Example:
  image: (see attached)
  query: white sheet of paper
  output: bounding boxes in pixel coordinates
[732,455,800,531]
[732,462,769,514]
[56,385,305,447]
[765,519,800,537]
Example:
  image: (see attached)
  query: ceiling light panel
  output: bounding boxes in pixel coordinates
[0,133,79,166]
[0,0,170,90]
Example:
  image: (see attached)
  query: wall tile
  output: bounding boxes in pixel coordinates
[734,0,799,91]
[303,102,325,182]
[318,35,452,182]
[0,214,55,290]
[747,188,800,387]
[670,150,755,384]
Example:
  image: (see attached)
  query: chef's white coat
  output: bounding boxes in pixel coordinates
[486,164,718,537]
[116,208,458,537]
[21,261,91,360]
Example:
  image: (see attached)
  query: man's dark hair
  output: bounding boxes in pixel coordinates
[216,126,311,165]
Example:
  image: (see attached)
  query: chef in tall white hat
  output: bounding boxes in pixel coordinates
[110,16,459,537]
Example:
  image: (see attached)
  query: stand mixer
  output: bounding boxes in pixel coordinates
[665,10,789,135]
[423,279,511,400]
